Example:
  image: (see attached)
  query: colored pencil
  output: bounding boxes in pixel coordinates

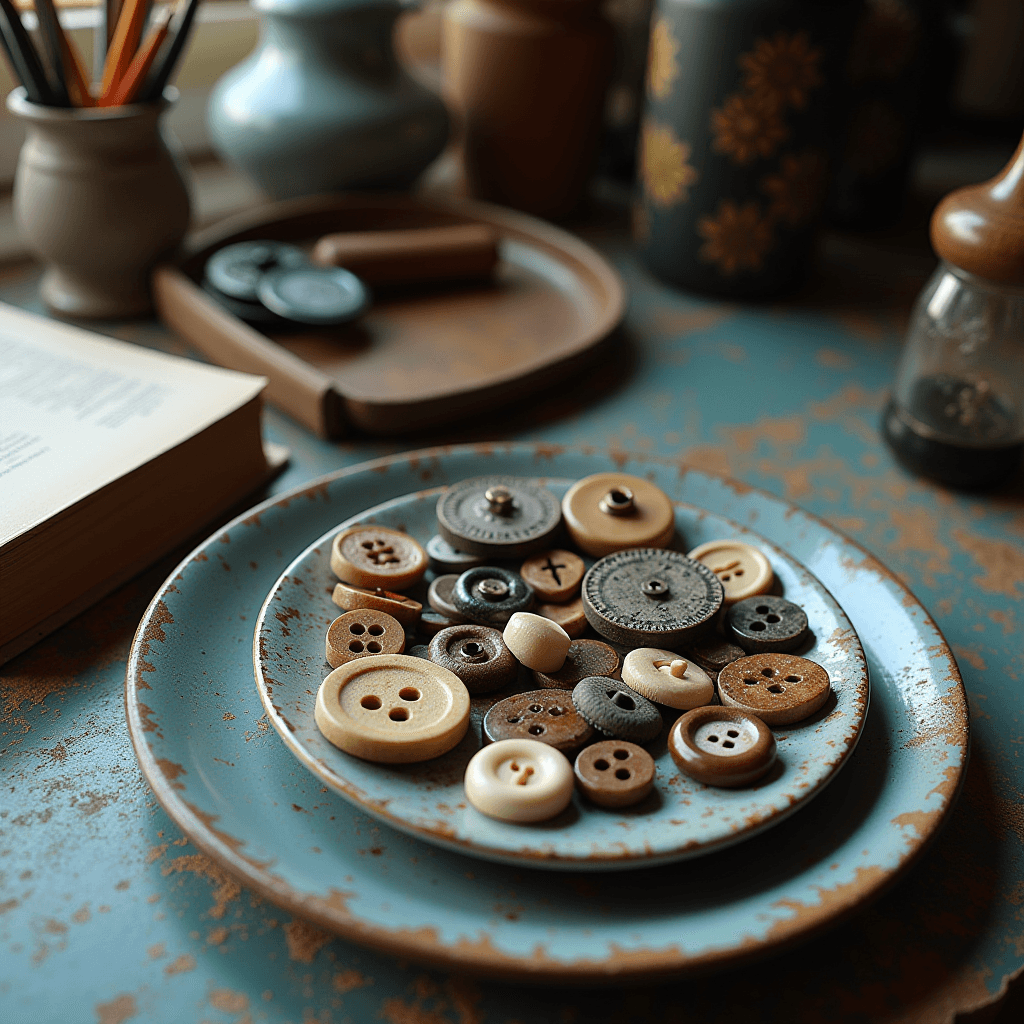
[0,0,54,104]
[33,0,71,106]
[55,15,95,106]
[34,0,94,107]
[138,0,200,103]
[99,0,148,99]
[101,2,172,107]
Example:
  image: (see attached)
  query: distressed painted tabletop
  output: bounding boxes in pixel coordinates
[2,205,1022,1024]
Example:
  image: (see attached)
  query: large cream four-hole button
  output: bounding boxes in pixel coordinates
[464,738,575,822]
[315,654,470,763]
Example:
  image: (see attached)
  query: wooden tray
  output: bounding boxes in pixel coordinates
[153,195,626,437]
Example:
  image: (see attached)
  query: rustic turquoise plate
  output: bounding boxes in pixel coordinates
[254,482,869,870]
[125,445,967,981]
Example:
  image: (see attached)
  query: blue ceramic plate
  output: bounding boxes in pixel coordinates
[125,445,967,981]
[254,482,869,870]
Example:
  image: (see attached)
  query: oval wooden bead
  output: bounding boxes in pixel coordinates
[331,525,428,590]
[326,609,405,668]
[502,612,571,673]
[464,738,575,822]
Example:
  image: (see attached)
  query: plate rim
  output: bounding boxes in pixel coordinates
[125,443,969,982]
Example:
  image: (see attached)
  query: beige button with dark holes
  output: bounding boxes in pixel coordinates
[519,550,586,602]
[574,740,656,808]
[687,539,774,605]
[326,609,405,668]
[315,654,470,763]
[717,653,830,725]
[668,706,776,787]
[330,525,428,590]
[561,472,676,558]
[537,596,588,638]
[533,638,620,689]
[502,612,571,673]
[464,738,575,822]
[332,581,422,628]
[621,648,714,710]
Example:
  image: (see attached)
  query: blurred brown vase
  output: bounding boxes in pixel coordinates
[442,0,614,220]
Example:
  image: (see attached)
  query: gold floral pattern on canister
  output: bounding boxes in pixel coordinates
[711,92,789,165]
[739,30,823,110]
[761,149,827,226]
[641,120,699,207]
[697,200,774,276]
[647,17,681,100]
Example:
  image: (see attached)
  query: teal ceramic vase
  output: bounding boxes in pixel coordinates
[208,0,449,199]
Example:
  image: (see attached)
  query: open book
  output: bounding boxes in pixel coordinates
[0,302,286,665]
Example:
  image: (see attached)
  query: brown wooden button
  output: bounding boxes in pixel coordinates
[418,609,457,638]
[681,636,746,681]
[533,639,620,689]
[687,540,774,605]
[330,525,428,590]
[561,472,676,557]
[668,706,776,788]
[483,689,594,754]
[427,574,469,623]
[332,580,422,628]
[519,549,586,602]
[326,609,405,668]
[574,740,656,808]
[717,653,831,725]
[537,595,588,638]
[427,624,518,693]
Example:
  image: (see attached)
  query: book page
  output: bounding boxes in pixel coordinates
[0,303,266,547]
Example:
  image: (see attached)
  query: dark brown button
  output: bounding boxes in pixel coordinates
[483,689,594,754]
[533,639,620,689]
[668,706,776,788]
[717,653,830,725]
[519,549,586,602]
[681,636,746,681]
[574,740,655,808]
[726,595,809,653]
[427,624,517,693]
[537,596,588,638]
[418,609,458,637]
[332,580,423,628]
[326,609,405,668]
[427,574,469,623]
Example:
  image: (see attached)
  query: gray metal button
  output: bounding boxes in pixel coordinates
[426,535,487,574]
[205,240,308,302]
[258,265,369,325]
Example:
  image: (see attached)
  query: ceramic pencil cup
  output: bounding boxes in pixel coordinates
[7,87,192,319]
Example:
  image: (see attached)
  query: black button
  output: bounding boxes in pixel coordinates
[726,595,809,653]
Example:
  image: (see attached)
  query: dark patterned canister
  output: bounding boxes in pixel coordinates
[636,0,858,298]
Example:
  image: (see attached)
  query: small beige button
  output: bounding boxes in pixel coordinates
[537,596,588,638]
[519,550,586,602]
[326,609,405,668]
[332,581,422,628]
[464,738,575,822]
[330,525,428,590]
[687,540,774,605]
[561,472,676,558]
[502,612,571,673]
[315,654,470,763]
[621,648,714,710]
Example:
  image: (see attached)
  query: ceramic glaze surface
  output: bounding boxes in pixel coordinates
[255,480,869,868]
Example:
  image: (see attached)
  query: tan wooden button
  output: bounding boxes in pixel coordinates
[315,654,470,763]
[718,653,831,725]
[331,580,422,628]
[621,648,714,710]
[519,549,586,602]
[561,472,676,558]
[537,596,588,638]
[533,638,620,689]
[464,738,575,822]
[326,609,405,668]
[330,525,428,590]
[687,539,774,605]
[668,706,776,788]
[482,689,594,753]
[502,612,571,673]
[574,740,656,808]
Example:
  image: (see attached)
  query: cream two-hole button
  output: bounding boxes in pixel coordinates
[315,654,470,763]
[464,739,575,822]
[687,539,774,605]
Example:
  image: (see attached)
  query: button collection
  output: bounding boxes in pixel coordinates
[312,472,837,822]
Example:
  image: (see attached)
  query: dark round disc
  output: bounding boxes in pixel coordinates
[726,595,809,653]
[572,676,663,742]
[451,566,534,626]
[205,240,308,302]
[427,624,517,693]
[483,689,594,753]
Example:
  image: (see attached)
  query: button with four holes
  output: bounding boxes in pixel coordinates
[427,624,518,693]
[668,706,776,787]
[533,638,620,689]
[519,549,586,602]
[326,609,405,668]
[484,689,594,754]
[464,738,575,822]
[315,654,470,763]
[718,653,831,725]
[561,472,676,557]
[331,525,428,591]
[726,595,809,653]
[621,648,714,710]
[574,740,656,808]
[331,580,422,628]
[687,539,774,605]
[572,676,663,742]
[452,566,534,626]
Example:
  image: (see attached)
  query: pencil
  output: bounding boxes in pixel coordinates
[101,2,172,107]
[33,0,71,106]
[138,0,200,103]
[0,0,54,104]
[56,15,95,106]
[99,0,148,99]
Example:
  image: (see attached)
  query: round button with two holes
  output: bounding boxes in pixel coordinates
[519,549,586,602]
[331,525,428,591]
[727,595,809,653]
[572,676,663,742]
[464,738,575,822]
[315,654,470,763]
[574,740,656,808]
[718,653,831,725]
[687,539,774,605]
[621,648,714,710]
[483,689,594,754]
[668,706,776,787]
[326,609,405,668]
[427,624,517,693]
[452,566,534,626]
[533,638,620,689]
